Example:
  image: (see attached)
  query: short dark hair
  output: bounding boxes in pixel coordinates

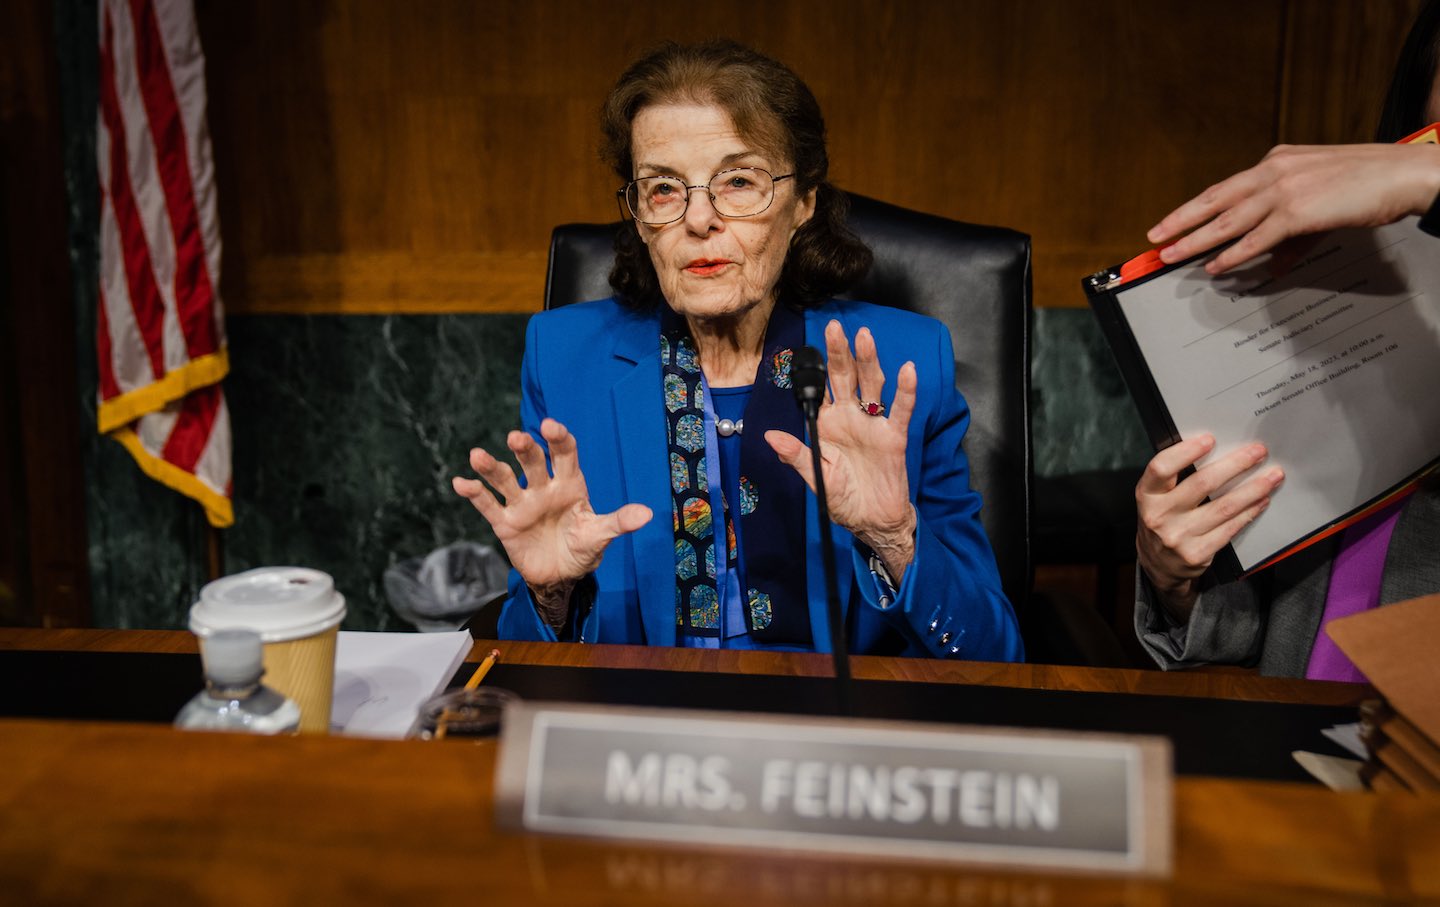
[598,40,872,309]
[1376,0,1440,142]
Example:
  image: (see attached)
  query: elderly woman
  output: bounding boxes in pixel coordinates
[453,40,1022,660]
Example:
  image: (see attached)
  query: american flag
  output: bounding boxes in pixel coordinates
[96,0,232,528]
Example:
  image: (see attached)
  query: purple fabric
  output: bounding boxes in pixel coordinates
[1305,501,1405,683]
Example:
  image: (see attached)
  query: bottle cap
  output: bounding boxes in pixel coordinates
[189,567,346,643]
[201,629,265,687]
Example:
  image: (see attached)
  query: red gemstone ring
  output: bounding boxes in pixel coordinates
[858,400,886,417]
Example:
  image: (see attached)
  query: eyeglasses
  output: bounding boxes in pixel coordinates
[618,167,795,225]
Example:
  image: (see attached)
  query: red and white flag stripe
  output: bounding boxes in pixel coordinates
[97,0,231,527]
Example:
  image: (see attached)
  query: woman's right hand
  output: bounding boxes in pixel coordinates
[452,418,652,622]
[1135,434,1285,621]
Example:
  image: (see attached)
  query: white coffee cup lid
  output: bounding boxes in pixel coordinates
[189,567,347,642]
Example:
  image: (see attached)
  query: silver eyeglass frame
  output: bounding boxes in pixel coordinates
[616,168,796,225]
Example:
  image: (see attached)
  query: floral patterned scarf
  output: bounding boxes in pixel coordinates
[660,304,813,646]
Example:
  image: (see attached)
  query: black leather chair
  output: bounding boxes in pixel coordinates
[542,193,1033,612]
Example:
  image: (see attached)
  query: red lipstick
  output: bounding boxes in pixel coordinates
[684,258,731,276]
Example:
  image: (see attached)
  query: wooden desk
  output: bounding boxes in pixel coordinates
[0,627,1375,706]
[0,630,1433,905]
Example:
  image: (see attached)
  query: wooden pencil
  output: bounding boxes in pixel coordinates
[464,648,501,691]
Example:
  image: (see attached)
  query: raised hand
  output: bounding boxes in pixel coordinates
[1135,434,1284,620]
[1149,142,1440,275]
[765,320,917,580]
[452,418,651,625]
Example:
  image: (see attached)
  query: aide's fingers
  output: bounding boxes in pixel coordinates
[1195,496,1270,555]
[508,429,552,488]
[853,327,886,405]
[469,446,522,499]
[885,361,917,433]
[1148,165,1266,246]
[540,418,580,480]
[1164,497,1271,574]
[1185,467,1283,538]
[1203,216,1294,275]
[823,320,856,402]
[1136,435,1217,495]
[1146,183,1237,246]
[1157,190,1273,265]
[1170,443,1270,512]
[764,430,817,493]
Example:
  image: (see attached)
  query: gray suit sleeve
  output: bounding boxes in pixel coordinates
[1134,568,1265,669]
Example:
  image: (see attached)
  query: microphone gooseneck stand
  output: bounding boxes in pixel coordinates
[791,346,852,716]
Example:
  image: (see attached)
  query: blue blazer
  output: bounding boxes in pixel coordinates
[495,297,1024,662]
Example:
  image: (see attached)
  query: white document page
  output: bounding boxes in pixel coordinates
[330,630,473,738]
[1117,218,1440,569]
[1321,722,1368,760]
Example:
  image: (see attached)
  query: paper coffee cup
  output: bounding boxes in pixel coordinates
[189,567,347,734]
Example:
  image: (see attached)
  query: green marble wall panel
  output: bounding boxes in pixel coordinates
[84,444,213,629]
[223,314,527,631]
[1031,308,1151,477]
[74,313,528,632]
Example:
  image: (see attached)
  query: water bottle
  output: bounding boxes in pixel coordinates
[175,628,301,734]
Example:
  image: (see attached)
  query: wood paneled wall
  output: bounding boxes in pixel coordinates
[0,0,90,627]
[197,0,1428,315]
[197,0,1424,315]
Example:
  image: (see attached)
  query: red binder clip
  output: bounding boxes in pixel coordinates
[1118,248,1167,284]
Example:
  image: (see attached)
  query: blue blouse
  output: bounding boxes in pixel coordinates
[680,384,804,650]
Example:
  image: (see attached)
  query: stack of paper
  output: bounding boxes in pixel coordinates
[1355,701,1440,791]
[329,630,474,739]
[1329,595,1440,792]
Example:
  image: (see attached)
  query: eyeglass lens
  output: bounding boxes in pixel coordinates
[626,168,775,224]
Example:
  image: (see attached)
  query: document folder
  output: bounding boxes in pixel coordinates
[1084,124,1440,581]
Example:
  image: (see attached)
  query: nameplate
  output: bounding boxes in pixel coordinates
[494,702,1172,876]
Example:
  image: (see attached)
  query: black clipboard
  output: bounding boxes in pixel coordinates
[1082,237,1440,583]
[1085,251,1241,582]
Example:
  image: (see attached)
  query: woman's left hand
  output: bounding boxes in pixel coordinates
[765,320,918,580]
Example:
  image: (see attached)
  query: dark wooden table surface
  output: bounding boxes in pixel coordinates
[0,628,1433,906]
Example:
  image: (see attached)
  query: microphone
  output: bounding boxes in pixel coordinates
[792,346,827,419]
[790,345,851,713]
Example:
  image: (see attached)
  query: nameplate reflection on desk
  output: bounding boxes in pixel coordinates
[495,702,1173,876]
[525,837,1072,906]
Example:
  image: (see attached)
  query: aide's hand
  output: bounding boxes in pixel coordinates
[1150,142,1440,274]
[765,321,917,580]
[451,418,652,595]
[1135,434,1284,620]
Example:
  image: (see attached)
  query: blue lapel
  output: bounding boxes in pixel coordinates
[803,307,856,653]
[609,317,678,647]
[605,305,859,652]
